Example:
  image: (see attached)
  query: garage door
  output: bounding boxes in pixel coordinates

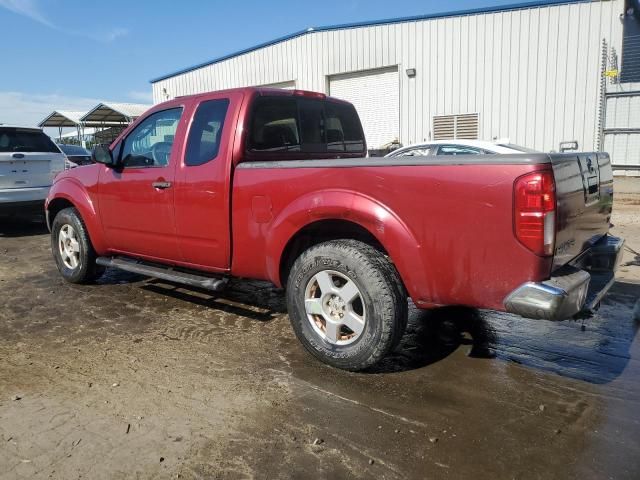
[329,67,399,150]
[603,90,640,176]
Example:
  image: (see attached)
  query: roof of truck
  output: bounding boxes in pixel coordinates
[156,87,351,108]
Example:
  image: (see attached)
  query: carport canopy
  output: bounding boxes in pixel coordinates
[80,102,150,125]
[38,110,86,128]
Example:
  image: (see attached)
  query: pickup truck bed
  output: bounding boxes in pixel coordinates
[45,87,624,371]
[233,156,551,309]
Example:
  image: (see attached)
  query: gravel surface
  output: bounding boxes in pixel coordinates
[0,195,638,479]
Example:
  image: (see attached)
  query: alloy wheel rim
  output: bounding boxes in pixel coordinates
[58,224,81,270]
[304,270,366,345]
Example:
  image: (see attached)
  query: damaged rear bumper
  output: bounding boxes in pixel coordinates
[504,235,624,320]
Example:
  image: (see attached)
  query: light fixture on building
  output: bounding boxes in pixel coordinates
[406,68,416,77]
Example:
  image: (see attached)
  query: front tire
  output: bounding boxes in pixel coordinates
[286,240,407,371]
[51,207,104,283]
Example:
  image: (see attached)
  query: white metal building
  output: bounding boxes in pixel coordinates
[150,0,640,173]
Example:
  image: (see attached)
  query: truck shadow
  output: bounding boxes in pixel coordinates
[98,268,639,384]
[370,306,498,374]
[0,215,48,237]
[372,281,639,384]
[139,278,286,323]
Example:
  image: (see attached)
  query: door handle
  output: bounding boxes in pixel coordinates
[152,181,172,189]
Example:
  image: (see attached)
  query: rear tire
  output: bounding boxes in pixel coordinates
[51,207,104,283]
[286,239,407,371]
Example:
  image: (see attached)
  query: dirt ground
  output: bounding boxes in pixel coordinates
[1,189,639,480]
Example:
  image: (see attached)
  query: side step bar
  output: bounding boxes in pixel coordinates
[96,256,228,292]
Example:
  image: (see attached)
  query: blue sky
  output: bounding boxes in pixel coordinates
[0,0,524,127]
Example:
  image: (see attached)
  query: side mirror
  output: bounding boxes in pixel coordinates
[92,144,115,166]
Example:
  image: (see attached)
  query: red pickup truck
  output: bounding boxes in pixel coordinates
[46,87,624,370]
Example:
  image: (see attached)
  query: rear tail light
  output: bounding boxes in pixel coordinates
[514,170,556,256]
[51,157,66,179]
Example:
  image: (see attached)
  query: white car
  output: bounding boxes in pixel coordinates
[0,126,66,215]
[385,140,539,157]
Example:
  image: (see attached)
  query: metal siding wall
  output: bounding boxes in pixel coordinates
[151,1,624,153]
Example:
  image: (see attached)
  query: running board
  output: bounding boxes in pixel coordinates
[96,256,228,291]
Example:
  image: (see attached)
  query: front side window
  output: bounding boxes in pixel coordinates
[247,96,365,157]
[437,145,488,156]
[185,99,230,166]
[120,108,182,168]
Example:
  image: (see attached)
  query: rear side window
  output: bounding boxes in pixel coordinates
[0,128,59,153]
[324,102,365,153]
[248,97,300,152]
[247,96,365,157]
[185,99,230,166]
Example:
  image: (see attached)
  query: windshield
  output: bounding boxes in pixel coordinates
[497,143,540,153]
[0,128,60,153]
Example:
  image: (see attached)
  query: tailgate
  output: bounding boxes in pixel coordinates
[0,152,59,190]
[551,152,614,270]
[0,127,64,190]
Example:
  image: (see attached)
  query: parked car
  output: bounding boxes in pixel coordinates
[45,88,623,371]
[57,144,93,168]
[0,125,65,215]
[386,139,539,157]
